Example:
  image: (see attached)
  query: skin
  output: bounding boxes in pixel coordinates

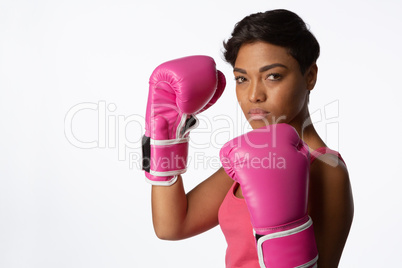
[152,41,354,268]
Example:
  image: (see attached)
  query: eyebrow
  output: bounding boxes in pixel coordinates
[233,63,288,74]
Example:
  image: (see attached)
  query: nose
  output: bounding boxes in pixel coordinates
[248,81,267,103]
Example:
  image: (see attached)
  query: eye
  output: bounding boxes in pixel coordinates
[266,73,282,81]
[235,76,247,84]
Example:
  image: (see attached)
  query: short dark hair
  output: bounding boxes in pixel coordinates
[223,9,320,74]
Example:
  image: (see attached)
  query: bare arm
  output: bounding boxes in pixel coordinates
[308,154,354,268]
[152,167,233,240]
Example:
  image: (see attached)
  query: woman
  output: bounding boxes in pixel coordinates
[151,9,354,268]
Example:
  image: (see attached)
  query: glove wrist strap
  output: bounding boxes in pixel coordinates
[256,216,318,268]
[142,135,189,186]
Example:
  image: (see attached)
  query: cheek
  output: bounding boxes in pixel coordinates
[269,83,305,114]
[291,83,308,108]
[235,88,248,110]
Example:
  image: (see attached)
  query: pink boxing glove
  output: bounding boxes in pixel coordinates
[220,124,318,268]
[142,56,226,185]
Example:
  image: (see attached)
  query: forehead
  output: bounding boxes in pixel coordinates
[234,41,298,70]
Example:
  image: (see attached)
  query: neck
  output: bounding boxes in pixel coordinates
[288,109,326,151]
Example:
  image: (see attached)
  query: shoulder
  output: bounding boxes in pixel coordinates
[310,151,350,189]
[308,151,354,266]
[309,150,353,218]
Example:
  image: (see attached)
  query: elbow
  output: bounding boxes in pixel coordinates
[153,225,183,241]
[154,230,174,241]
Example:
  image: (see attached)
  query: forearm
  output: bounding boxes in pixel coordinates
[151,175,188,240]
[151,168,233,241]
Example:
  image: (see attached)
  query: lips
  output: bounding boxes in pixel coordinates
[248,108,270,120]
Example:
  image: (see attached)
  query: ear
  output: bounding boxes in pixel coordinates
[305,63,318,91]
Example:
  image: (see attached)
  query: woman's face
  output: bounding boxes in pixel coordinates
[234,41,316,129]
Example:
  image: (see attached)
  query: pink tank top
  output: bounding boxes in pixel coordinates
[218,147,345,268]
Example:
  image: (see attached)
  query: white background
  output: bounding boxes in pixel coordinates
[1,0,401,267]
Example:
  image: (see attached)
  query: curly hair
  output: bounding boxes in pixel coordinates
[223,9,320,74]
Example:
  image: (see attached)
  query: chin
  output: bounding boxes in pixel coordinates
[249,120,270,130]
